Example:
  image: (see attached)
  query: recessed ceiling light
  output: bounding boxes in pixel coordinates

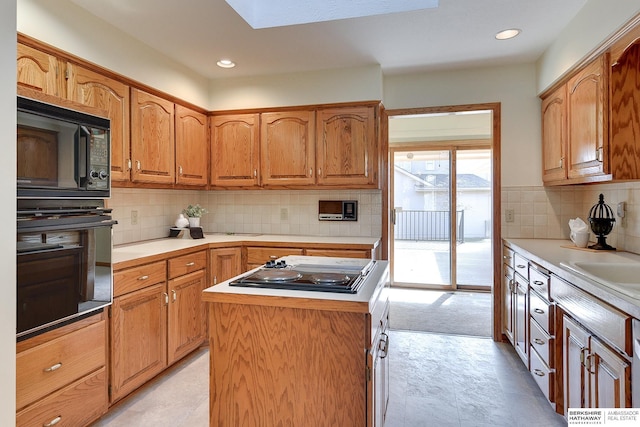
[495,28,521,40]
[217,59,236,68]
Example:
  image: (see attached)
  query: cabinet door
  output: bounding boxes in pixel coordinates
[131,89,175,184]
[175,105,208,186]
[210,114,260,187]
[567,56,607,179]
[316,106,377,186]
[67,65,131,182]
[514,276,528,364]
[17,43,65,97]
[589,337,631,409]
[502,265,515,345]
[261,111,315,186]
[541,85,567,183]
[110,283,167,403]
[610,38,640,179]
[210,247,242,285]
[563,315,590,416]
[167,269,207,365]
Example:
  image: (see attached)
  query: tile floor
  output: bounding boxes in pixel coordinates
[92,330,566,426]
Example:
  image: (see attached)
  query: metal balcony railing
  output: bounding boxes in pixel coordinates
[394,210,465,242]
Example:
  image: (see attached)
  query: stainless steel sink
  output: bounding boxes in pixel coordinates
[561,261,640,299]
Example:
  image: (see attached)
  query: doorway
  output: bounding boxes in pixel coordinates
[384,104,502,340]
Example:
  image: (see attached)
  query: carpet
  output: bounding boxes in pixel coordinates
[389,289,492,337]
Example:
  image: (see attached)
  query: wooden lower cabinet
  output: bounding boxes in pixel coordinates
[210,247,242,285]
[245,246,305,270]
[305,248,370,258]
[16,311,108,427]
[111,251,208,403]
[168,269,207,364]
[563,315,631,414]
[110,282,168,403]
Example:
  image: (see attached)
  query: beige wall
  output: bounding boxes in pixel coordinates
[2,0,16,424]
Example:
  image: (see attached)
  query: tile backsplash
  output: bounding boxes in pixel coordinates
[109,181,640,253]
[502,181,640,254]
[107,188,382,246]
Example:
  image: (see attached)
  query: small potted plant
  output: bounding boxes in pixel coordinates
[182,204,207,228]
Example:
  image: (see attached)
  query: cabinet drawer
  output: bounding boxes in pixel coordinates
[529,347,555,403]
[551,274,632,354]
[502,245,514,269]
[513,253,528,280]
[114,260,166,297]
[246,247,304,264]
[168,250,207,279]
[17,319,106,410]
[530,318,554,366]
[16,368,107,427]
[529,264,550,300]
[530,290,554,334]
[305,248,370,259]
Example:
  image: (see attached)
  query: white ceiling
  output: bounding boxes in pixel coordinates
[69,0,587,80]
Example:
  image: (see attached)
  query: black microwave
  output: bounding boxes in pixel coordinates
[17,96,111,199]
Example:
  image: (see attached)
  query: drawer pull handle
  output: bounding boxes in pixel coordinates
[172,290,177,302]
[534,338,545,345]
[533,280,544,286]
[516,264,526,269]
[534,308,545,315]
[138,275,149,281]
[44,363,62,372]
[185,262,195,266]
[44,416,62,426]
[269,255,278,259]
[533,369,546,377]
[503,255,512,260]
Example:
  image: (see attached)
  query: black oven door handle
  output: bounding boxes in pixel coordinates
[18,218,117,233]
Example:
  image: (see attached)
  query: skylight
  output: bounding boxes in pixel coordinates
[225,0,439,29]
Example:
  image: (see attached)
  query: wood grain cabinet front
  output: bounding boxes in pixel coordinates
[17,43,65,98]
[175,105,208,186]
[210,113,260,188]
[210,247,243,285]
[316,106,377,187]
[16,311,108,427]
[111,252,208,403]
[130,88,175,184]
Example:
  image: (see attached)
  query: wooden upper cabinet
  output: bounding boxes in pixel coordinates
[67,65,131,182]
[17,43,65,97]
[261,111,316,186]
[610,26,640,180]
[130,89,175,184]
[210,114,260,187]
[541,85,567,183]
[566,55,608,180]
[175,105,208,186]
[316,106,377,186]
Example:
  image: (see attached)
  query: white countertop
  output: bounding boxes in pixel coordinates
[113,233,380,265]
[506,238,640,317]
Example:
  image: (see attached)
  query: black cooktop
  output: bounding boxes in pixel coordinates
[229,260,374,293]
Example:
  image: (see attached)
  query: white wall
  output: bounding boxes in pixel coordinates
[383,63,541,187]
[1,0,16,424]
[536,0,640,93]
[17,0,210,108]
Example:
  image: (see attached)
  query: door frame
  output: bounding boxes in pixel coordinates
[381,103,502,341]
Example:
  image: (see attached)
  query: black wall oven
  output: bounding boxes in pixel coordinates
[17,199,116,339]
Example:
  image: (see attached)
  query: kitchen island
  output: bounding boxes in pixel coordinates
[202,256,390,427]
